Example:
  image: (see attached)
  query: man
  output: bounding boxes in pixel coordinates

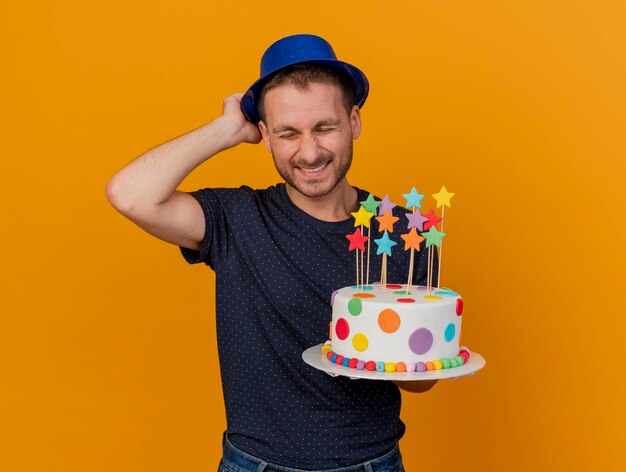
[106,34,436,472]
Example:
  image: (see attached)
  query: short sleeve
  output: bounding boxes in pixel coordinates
[178,188,229,267]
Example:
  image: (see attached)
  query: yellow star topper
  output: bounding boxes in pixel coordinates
[351,205,374,228]
[432,186,455,209]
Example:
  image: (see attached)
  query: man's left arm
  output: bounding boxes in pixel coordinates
[393,380,438,393]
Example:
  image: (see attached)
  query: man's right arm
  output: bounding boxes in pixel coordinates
[105,93,261,250]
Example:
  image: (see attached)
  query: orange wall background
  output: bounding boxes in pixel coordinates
[1,1,625,470]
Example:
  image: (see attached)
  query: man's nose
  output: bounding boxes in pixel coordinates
[299,133,320,162]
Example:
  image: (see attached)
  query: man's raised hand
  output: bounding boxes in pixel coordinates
[220,93,262,147]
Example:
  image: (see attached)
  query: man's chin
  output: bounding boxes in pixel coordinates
[288,179,337,199]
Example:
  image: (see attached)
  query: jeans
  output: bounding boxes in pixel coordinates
[217,432,405,472]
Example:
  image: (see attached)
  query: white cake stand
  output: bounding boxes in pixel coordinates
[302,343,486,381]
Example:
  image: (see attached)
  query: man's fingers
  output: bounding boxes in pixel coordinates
[223,93,245,114]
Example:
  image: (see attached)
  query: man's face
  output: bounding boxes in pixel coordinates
[258,82,361,200]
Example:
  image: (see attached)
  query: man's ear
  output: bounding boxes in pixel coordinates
[350,105,362,139]
[258,120,272,152]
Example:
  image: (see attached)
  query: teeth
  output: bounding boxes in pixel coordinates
[299,162,328,173]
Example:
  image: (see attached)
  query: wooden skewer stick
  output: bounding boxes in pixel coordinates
[406,247,415,294]
[428,245,435,295]
[356,248,359,288]
[427,245,432,294]
[437,206,445,288]
[367,228,372,285]
[382,253,387,288]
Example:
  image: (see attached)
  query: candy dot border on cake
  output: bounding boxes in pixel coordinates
[322,340,471,374]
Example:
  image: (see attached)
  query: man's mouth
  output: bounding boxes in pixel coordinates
[296,161,330,175]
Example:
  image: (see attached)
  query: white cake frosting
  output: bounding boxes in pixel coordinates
[328,283,464,370]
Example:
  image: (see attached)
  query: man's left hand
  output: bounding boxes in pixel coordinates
[393,380,438,393]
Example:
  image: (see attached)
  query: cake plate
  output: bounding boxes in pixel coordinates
[302,343,486,381]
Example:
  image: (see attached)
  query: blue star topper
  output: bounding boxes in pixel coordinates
[374,230,397,256]
[402,187,425,210]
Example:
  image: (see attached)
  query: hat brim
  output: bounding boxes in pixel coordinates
[240,59,369,125]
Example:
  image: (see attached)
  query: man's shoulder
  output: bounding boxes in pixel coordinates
[190,183,283,201]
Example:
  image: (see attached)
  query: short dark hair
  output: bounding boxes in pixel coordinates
[257,64,355,123]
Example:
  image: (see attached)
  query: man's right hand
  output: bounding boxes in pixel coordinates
[219,93,262,148]
[106,93,263,253]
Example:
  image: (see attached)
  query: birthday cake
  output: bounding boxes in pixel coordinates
[323,284,469,373]
[320,186,472,373]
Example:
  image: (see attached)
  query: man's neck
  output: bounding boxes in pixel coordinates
[286,180,358,222]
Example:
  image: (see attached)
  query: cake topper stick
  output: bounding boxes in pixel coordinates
[428,246,435,295]
[351,205,374,288]
[374,230,397,290]
[401,227,425,293]
[361,194,381,287]
[423,225,446,294]
[375,207,398,289]
[402,188,425,293]
[437,210,443,288]
[382,253,387,288]
[346,228,368,288]
[361,225,364,287]
[356,247,359,287]
[432,186,455,288]
[366,227,371,286]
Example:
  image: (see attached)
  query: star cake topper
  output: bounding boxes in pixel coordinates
[351,205,374,228]
[345,228,368,252]
[375,210,399,233]
[360,194,380,214]
[423,226,446,248]
[400,227,425,251]
[402,187,425,210]
[374,231,397,256]
[406,211,429,232]
[432,186,455,209]
[378,195,397,216]
[423,208,443,231]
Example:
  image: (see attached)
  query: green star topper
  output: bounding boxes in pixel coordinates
[423,226,446,248]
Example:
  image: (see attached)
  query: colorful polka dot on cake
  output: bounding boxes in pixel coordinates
[456,298,464,316]
[444,323,456,342]
[408,327,433,355]
[335,318,350,340]
[352,333,369,352]
[378,309,400,333]
[396,298,415,303]
[348,298,362,315]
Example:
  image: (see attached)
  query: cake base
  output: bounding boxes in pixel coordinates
[302,343,486,381]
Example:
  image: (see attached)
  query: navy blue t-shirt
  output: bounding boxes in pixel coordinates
[179,183,434,469]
